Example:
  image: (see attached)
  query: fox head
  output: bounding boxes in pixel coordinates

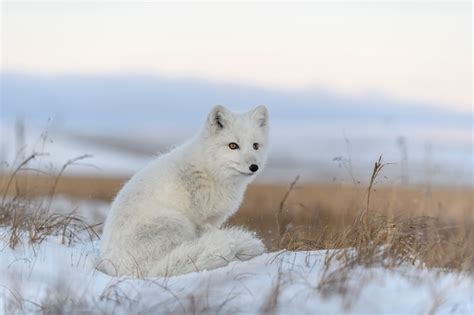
[200,105,269,181]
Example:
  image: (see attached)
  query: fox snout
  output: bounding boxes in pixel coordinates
[249,164,259,173]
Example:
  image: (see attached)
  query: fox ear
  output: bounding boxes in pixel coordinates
[251,105,268,128]
[207,105,229,133]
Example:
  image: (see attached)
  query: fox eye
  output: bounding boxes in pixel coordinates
[253,143,259,150]
[228,142,239,150]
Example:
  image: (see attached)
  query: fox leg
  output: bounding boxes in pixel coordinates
[150,226,266,277]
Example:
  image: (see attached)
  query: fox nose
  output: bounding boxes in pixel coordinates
[249,164,259,173]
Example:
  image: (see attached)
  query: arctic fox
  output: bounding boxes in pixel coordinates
[99,105,269,277]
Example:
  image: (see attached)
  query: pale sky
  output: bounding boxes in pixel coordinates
[1,2,472,112]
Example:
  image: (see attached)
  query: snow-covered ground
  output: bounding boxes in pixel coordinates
[1,225,473,314]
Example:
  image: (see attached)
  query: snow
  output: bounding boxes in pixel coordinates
[0,122,152,177]
[1,118,473,186]
[1,226,473,314]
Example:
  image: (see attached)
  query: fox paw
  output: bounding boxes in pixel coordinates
[231,232,266,261]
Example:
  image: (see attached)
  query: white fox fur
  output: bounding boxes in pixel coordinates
[99,105,269,277]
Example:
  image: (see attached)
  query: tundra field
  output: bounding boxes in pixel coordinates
[1,173,473,253]
[1,165,473,313]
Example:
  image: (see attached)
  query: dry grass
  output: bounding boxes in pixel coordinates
[1,154,472,271]
[282,158,471,303]
[0,154,100,249]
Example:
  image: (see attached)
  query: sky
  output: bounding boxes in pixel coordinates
[0,2,472,185]
[1,2,472,112]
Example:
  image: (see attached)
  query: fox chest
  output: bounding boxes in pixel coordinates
[181,170,244,223]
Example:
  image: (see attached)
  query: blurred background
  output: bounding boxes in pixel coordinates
[1,1,472,187]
